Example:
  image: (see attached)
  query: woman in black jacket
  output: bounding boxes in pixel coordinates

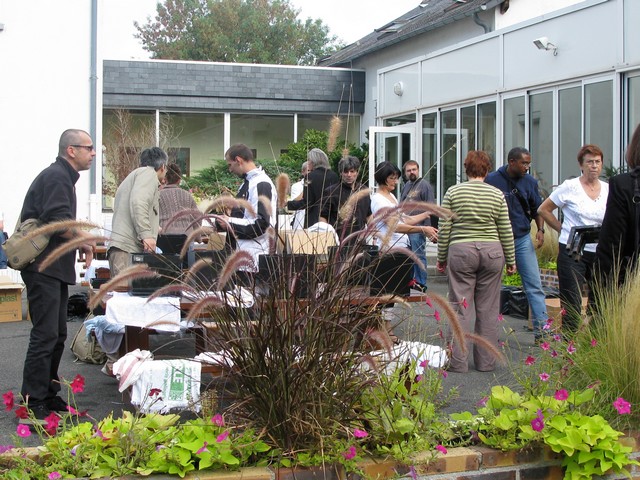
[594,123,640,286]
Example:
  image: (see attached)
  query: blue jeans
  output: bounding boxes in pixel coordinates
[514,234,547,333]
[408,232,427,286]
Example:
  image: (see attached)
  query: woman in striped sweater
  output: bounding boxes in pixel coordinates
[436,151,516,373]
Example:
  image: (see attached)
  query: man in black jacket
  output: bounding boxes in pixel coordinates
[287,148,339,228]
[19,129,95,424]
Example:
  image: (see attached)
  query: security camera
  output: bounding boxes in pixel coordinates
[533,36,558,55]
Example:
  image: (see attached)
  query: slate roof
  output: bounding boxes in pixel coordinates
[318,0,505,67]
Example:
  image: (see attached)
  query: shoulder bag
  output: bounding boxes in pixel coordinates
[4,218,51,270]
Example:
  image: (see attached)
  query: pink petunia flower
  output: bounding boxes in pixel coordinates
[211,413,225,427]
[14,406,28,419]
[441,370,448,379]
[434,310,441,322]
[614,397,631,415]
[0,445,14,454]
[425,297,433,308]
[353,428,368,438]
[92,428,105,439]
[539,373,550,382]
[48,472,62,480]
[70,374,85,394]
[149,388,162,397]
[476,396,488,408]
[16,424,31,438]
[3,391,14,411]
[540,341,550,351]
[524,355,536,366]
[550,350,559,358]
[45,413,60,436]
[461,298,468,309]
[435,445,447,455]
[553,334,562,342]
[560,308,567,316]
[542,323,551,331]
[216,431,229,443]
[497,313,504,322]
[70,445,78,456]
[591,338,597,347]
[415,375,423,382]
[554,389,569,401]
[342,445,357,460]
[419,359,428,369]
[196,441,209,454]
[531,416,544,432]
[567,342,576,354]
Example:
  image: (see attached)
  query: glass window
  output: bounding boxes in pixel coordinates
[421,112,437,192]
[503,96,525,166]
[102,109,156,210]
[164,112,225,175]
[460,106,476,179]
[585,80,613,167]
[529,92,554,196]
[478,102,496,162]
[230,114,294,161]
[298,114,360,147]
[384,114,416,126]
[558,87,582,182]
[628,76,640,154]
[440,109,457,194]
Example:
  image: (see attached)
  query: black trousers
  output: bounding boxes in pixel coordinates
[21,271,68,405]
[557,243,594,334]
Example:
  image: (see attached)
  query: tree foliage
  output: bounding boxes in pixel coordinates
[135,0,342,65]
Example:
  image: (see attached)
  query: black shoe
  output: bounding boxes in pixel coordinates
[412,282,428,293]
[18,403,54,426]
[46,396,69,413]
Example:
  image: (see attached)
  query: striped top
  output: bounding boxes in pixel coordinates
[437,180,515,264]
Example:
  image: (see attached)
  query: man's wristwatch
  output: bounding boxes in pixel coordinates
[538,227,545,233]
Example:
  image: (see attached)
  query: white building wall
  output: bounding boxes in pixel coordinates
[496,0,587,30]
[0,0,95,233]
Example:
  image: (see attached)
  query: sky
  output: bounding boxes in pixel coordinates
[101,0,421,60]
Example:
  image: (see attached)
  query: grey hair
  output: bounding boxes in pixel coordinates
[140,147,168,171]
[301,161,309,172]
[307,148,330,169]
[338,156,360,173]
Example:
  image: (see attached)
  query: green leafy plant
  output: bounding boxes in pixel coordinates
[474,385,639,479]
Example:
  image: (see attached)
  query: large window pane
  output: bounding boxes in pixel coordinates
[461,106,476,179]
[298,114,360,146]
[102,109,156,210]
[384,114,416,126]
[165,112,224,175]
[230,114,294,161]
[503,96,525,167]
[440,109,457,194]
[529,92,554,196]
[585,80,613,167]
[628,76,640,156]
[558,87,582,181]
[421,112,437,193]
[478,101,496,163]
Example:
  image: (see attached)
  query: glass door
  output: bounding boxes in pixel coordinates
[368,125,416,192]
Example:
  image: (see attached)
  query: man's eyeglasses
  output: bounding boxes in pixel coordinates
[71,145,95,152]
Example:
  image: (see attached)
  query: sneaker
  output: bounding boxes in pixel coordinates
[409,280,428,293]
[46,396,69,413]
[18,403,53,426]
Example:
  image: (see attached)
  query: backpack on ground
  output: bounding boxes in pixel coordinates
[70,322,107,365]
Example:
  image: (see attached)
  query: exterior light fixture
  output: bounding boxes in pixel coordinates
[533,36,558,56]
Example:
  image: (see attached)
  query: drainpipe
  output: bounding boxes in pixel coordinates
[473,12,490,34]
[89,0,99,223]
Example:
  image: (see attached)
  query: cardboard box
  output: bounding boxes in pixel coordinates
[0,275,24,322]
[207,232,227,251]
[545,296,588,329]
[283,230,337,256]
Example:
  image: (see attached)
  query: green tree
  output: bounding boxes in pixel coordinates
[135,0,342,65]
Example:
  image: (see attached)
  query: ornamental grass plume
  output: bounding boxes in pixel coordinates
[563,260,640,428]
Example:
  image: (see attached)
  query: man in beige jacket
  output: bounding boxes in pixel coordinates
[108,147,168,276]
